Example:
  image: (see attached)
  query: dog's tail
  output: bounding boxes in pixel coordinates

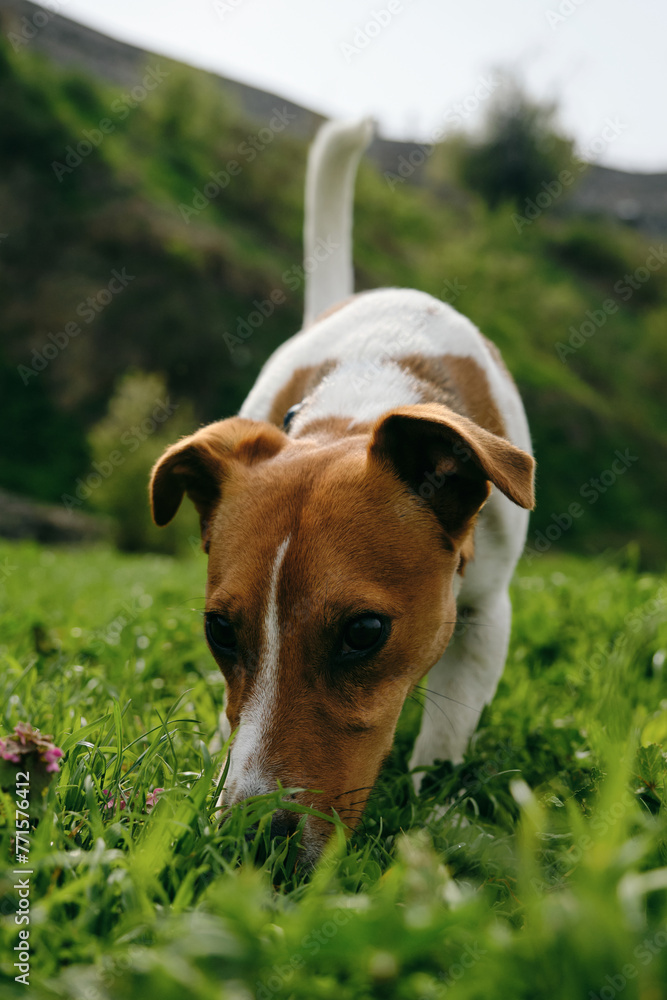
[303,116,375,327]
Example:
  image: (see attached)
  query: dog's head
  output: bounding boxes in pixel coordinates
[150,404,534,862]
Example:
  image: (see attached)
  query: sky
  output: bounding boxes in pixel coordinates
[40,0,667,173]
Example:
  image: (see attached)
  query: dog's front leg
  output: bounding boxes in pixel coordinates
[409,589,512,791]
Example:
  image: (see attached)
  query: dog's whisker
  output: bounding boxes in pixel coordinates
[417,686,483,714]
[410,690,452,721]
[332,785,377,800]
[408,691,454,735]
[164,597,208,611]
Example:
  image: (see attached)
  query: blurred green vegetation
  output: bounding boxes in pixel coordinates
[0,39,666,561]
[86,371,199,553]
[452,79,575,208]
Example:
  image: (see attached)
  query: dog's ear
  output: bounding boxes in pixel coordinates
[368,403,535,546]
[150,418,286,548]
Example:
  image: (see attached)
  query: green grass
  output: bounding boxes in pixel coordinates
[1,539,667,999]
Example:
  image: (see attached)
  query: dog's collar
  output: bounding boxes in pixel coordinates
[283,402,303,431]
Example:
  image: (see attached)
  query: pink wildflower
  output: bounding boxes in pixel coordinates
[0,723,64,773]
[145,787,164,813]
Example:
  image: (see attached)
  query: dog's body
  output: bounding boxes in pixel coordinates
[151,119,535,863]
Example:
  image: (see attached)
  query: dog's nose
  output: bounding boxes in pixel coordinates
[244,809,300,843]
[269,810,299,838]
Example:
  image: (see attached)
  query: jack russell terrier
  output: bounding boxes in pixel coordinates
[150,118,535,864]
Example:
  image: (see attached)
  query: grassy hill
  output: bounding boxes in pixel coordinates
[0,36,666,562]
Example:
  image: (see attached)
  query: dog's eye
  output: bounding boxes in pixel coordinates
[341,615,386,655]
[206,615,237,654]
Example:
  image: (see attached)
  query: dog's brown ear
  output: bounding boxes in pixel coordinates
[150,418,286,546]
[368,403,535,545]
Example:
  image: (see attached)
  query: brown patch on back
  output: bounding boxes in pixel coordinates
[266,297,358,427]
[481,334,515,383]
[266,361,337,427]
[397,354,506,438]
[311,295,357,325]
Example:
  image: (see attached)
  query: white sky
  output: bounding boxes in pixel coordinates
[41,0,667,172]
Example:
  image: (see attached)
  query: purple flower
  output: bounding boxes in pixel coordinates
[0,743,21,763]
[43,746,64,773]
[145,787,164,813]
[101,788,128,812]
[100,786,163,814]
[0,723,65,801]
[0,723,64,773]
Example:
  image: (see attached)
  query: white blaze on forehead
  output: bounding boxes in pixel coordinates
[225,534,291,801]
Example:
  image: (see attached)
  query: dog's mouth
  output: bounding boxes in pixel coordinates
[244,817,330,871]
[217,762,374,866]
[217,786,342,868]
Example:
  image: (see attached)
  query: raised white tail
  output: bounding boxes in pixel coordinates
[303,117,375,327]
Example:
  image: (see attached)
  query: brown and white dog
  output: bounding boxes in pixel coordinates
[150,118,535,863]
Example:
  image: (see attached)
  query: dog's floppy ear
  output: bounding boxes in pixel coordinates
[150,418,286,547]
[368,403,535,545]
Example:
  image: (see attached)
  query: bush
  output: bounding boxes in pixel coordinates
[455,79,575,208]
[86,371,199,553]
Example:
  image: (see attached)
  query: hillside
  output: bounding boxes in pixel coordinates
[0,16,666,563]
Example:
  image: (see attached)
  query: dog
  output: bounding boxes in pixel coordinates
[150,118,535,864]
